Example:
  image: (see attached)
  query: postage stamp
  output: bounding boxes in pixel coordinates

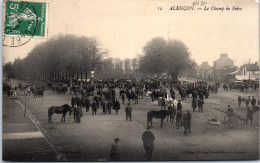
[4,0,47,38]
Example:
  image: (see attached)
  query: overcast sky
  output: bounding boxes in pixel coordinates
[3,0,259,66]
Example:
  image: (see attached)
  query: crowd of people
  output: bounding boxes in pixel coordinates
[6,77,259,160]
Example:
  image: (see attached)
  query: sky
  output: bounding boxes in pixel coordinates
[3,0,259,67]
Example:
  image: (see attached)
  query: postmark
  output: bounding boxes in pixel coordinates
[3,0,48,47]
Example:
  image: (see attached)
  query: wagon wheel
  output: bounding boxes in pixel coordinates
[221,115,238,128]
[228,117,238,128]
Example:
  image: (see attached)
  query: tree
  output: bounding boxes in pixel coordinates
[3,62,14,78]
[113,58,124,78]
[6,34,108,83]
[139,37,194,80]
[139,37,167,75]
[124,58,131,76]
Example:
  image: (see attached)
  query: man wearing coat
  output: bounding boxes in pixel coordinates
[142,126,155,159]
[125,103,132,121]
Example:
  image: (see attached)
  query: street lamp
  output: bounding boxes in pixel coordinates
[91,71,95,84]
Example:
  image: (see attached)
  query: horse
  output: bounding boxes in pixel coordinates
[126,91,136,104]
[34,89,44,97]
[48,104,73,124]
[147,110,171,128]
[238,96,251,107]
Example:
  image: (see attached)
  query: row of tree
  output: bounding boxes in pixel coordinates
[3,34,196,83]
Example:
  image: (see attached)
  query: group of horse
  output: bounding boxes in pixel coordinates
[17,84,45,97]
[47,103,177,127]
[237,96,254,107]
[147,109,176,128]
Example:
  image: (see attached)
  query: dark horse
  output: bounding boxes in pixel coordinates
[48,104,73,124]
[147,110,171,128]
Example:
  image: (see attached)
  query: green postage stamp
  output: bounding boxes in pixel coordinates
[4,0,47,37]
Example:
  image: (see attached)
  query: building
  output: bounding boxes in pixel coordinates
[212,54,234,82]
[196,62,212,80]
[229,62,259,81]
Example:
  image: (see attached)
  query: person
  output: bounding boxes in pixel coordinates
[183,114,188,135]
[85,97,90,112]
[197,99,204,112]
[170,88,175,99]
[113,99,120,114]
[121,93,125,104]
[94,95,99,109]
[176,109,182,129]
[151,90,155,102]
[134,93,139,104]
[246,97,250,107]
[161,97,166,110]
[74,105,81,123]
[142,126,155,159]
[226,105,233,121]
[101,100,107,114]
[177,100,182,111]
[251,96,256,107]
[167,103,176,123]
[238,96,242,108]
[78,105,83,117]
[191,98,197,112]
[110,138,120,161]
[187,111,192,133]
[125,103,132,121]
[92,100,97,115]
[107,100,113,114]
[246,107,253,125]
[71,95,75,108]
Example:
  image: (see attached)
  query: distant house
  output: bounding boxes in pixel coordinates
[229,62,259,81]
[196,62,212,80]
[212,54,234,82]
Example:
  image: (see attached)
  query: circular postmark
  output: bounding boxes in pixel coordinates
[3,0,39,47]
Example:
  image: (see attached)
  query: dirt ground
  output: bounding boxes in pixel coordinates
[5,80,259,161]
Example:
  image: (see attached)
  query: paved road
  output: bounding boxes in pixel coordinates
[3,81,259,161]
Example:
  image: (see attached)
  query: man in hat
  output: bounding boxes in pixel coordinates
[177,100,182,111]
[176,109,183,129]
[125,103,132,121]
[113,99,120,114]
[92,100,97,115]
[85,97,90,112]
[121,92,125,104]
[191,98,197,112]
[227,105,233,121]
[183,113,188,135]
[187,111,192,133]
[197,99,204,112]
[142,126,155,159]
[71,95,75,108]
[110,138,120,161]
[251,96,256,107]
[246,107,253,125]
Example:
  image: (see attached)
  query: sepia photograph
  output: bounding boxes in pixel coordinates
[2,0,259,161]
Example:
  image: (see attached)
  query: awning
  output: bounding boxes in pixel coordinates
[229,70,240,75]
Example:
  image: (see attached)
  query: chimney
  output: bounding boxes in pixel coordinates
[221,54,228,57]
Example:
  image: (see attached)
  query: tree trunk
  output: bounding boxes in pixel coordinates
[76,72,79,81]
[80,71,83,82]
